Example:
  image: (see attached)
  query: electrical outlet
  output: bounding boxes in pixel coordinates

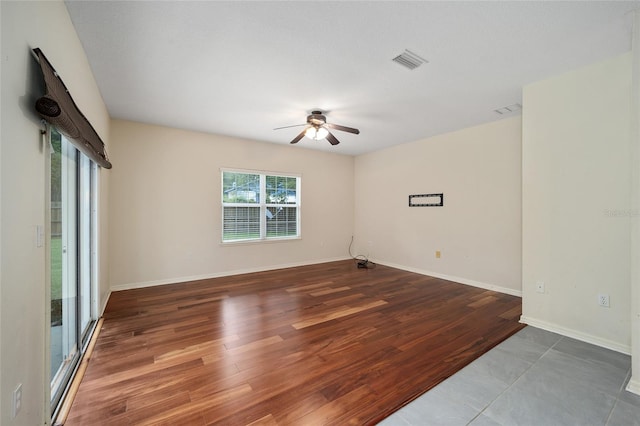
[435,250,441,259]
[12,383,22,418]
[598,294,610,307]
[536,281,545,294]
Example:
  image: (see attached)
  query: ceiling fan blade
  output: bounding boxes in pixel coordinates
[290,128,307,144]
[325,123,360,135]
[326,131,340,146]
[274,123,306,131]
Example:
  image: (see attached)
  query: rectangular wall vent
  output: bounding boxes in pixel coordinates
[392,49,428,70]
[494,103,522,115]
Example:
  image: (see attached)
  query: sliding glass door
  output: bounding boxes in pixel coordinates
[78,154,95,342]
[49,128,97,413]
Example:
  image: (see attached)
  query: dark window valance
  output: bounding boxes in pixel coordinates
[33,48,112,169]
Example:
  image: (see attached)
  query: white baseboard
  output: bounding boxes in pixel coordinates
[110,256,351,292]
[99,290,111,316]
[371,259,522,297]
[520,315,631,355]
[626,377,640,395]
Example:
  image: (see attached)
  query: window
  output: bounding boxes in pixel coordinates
[222,169,300,242]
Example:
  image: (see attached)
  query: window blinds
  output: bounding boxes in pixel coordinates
[33,48,112,169]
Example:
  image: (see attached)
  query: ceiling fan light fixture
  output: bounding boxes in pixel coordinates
[305,126,328,140]
[277,110,358,146]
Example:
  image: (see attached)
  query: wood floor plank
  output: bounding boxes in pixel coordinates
[64,260,524,425]
[138,383,253,426]
[309,286,351,296]
[292,299,388,329]
[247,414,279,426]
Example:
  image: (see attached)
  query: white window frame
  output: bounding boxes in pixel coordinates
[221,168,301,243]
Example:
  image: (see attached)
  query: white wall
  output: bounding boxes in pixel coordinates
[0,1,110,424]
[353,117,522,295]
[630,9,640,396]
[108,120,354,289]
[521,53,632,353]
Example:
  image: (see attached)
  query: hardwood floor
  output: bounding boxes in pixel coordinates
[65,260,524,425]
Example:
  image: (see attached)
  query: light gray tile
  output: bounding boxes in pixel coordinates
[430,377,504,413]
[397,387,480,426]
[492,333,551,364]
[607,400,640,426]
[468,413,502,426]
[553,337,631,371]
[469,345,534,385]
[534,349,628,397]
[484,362,617,426]
[376,412,411,426]
[618,387,640,409]
[434,359,512,411]
[514,326,562,349]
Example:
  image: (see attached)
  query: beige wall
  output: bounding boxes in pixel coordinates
[521,53,632,353]
[0,1,111,424]
[353,117,522,295]
[108,120,354,289]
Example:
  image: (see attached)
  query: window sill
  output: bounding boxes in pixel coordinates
[220,236,302,247]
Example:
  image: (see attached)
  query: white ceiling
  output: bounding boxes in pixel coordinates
[65,1,638,156]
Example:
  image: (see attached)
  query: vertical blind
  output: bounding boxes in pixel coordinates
[32,48,112,169]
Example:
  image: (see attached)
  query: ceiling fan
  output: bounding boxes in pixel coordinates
[274,110,360,146]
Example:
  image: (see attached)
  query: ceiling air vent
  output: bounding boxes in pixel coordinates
[494,103,522,115]
[392,49,428,70]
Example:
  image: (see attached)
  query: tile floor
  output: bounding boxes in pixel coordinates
[378,326,640,426]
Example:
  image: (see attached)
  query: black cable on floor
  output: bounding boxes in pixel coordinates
[349,236,376,269]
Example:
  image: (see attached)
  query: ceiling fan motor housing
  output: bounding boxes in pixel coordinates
[308,111,326,126]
